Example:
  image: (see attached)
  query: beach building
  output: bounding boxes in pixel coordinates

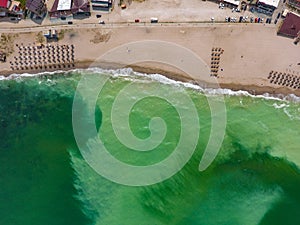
[91,0,112,11]
[288,0,300,9]
[222,0,240,7]
[0,0,7,17]
[294,32,300,44]
[26,0,47,17]
[256,0,280,15]
[282,8,289,17]
[0,0,23,18]
[0,0,9,9]
[49,0,72,19]
[72,0,90,17]
[50,0,91,18]
[9,0,23,16]
[0,0,9,17]
[277,12,300,38]
[9,0,20,12]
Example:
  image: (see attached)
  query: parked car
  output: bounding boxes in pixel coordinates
[96,14,102,18]
[99,20,105,24]
[241,4,247,10]
[68,21,73,24]
[239,16,243,22]
[277,13,281,19]
[135,19,140,23]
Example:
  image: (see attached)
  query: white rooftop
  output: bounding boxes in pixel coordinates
[223,0,240,6]
[259,0,280,8]
[57,0,71,10]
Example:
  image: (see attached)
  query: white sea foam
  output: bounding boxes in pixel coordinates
[85,67,290,102]
[0,69,73,80]
[272,103,289,109]
[283,107,300,121]
[116,69,300,103]
[2,67,300,103]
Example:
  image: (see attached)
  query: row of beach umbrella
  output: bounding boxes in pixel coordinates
[268,70,300,89]
[11,43,75,71]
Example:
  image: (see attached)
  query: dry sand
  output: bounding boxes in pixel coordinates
[0,23,299,96]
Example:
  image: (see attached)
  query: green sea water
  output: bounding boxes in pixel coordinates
[1,69,300,225]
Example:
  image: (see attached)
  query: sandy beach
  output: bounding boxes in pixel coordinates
[0,23,299,96]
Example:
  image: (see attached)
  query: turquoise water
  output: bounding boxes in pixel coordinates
[0,69,300,225]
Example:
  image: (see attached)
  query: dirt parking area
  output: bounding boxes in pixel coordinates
[109,0,255,22]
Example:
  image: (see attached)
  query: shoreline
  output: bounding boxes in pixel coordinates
[2,60,300,99]
[72,60,300,97]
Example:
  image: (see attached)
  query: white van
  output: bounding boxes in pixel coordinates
[150,17,158,23]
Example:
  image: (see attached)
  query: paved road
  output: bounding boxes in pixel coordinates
[0,21,275,33]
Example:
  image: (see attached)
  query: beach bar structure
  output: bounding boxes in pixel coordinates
[256,0,280,15]
[43,29,58,41]
[26,0,47,17]
[277,12,300,39]
[91,0,112,11]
